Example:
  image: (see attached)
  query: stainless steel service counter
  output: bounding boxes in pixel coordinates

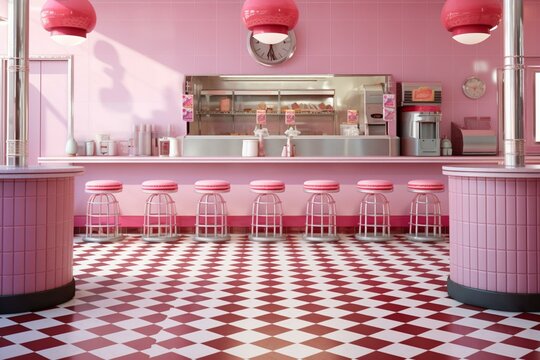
[182,135,400,157]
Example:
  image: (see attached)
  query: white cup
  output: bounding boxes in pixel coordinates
[169,137,180,157]
[242,139,258,157]
[85,140,95,156]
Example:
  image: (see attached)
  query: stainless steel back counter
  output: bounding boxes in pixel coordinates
[182,135,400,157]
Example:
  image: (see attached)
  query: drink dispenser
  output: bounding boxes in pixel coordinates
[362,84,387,135]
[398,83,442,156]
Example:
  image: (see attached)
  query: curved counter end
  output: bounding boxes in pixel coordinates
[0,166,83,314]
[443,165,540,312]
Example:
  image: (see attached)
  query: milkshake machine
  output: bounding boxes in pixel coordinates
[399,83,442,156]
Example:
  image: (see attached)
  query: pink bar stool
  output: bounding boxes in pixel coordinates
[85,180,123,243]
[406,179,445,242]
[304,180,340,242]
[249,180,285,242]
[194,180,230,242]
[356,180,395,242]
[142,180,180,243]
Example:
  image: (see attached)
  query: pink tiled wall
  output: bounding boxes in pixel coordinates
[1,0,540,147]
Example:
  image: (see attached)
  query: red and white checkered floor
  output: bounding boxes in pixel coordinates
[1,234,539,360]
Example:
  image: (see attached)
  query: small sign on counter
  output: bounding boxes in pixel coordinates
[383,94,396,122]
[347,110,358,125]
[256,110,267,125]
[182,94,193,122]
[285,109,296,125]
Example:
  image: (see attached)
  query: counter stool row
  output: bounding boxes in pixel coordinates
[84,178,445,243]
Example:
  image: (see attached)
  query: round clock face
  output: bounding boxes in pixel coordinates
[462,76,486,99]
[247,31,296,66]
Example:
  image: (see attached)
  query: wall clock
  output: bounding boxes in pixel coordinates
[247,30,296,67]
[462,76,486,99]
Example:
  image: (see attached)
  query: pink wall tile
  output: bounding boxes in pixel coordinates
[307,56,332,74]
[354,2,379,20]
[305,21,332,56]
[331,21,356,56]
[25,227,36,251]
[307,2,331,21]
[331,56,355,75]
[378,19,403,57]
[13,252,25,275]
[11,274,23,294]
[331,3,355,21]
[24,274,36,293]
[355,20,379,57]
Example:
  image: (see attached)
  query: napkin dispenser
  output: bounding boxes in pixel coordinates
[451,121,497,155]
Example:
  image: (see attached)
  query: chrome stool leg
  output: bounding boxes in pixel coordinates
[406,180,445,242]
[195,193,230,242]
[356,192,394,242]
[304,192,338,242]
[85,192,123,243]
[250,193,284,242]
[143,193,180,243]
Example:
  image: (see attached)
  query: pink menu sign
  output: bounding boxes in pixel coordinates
[383,94,396,122]
[285,110,296,125]
[347,110,358,124]
[256,110,267,125]
[182,94,193,122]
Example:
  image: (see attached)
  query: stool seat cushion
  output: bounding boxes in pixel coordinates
[357,180,393,192]
[195,179,230,192]
[250,180,285,192]
[408,179,445,192]
[304,180,340,192]
[142,180,178,192]
[86,180,123,192]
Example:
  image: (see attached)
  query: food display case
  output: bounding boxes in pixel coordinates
[184,75,400,156]
[187,75,393,136]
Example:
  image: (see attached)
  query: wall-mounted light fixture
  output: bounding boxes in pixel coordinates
[40,0,96,46]
[441,0,502,45]
[241,0,299,45]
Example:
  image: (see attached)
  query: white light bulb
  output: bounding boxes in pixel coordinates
[51,34,87,46]
[453,33,491,45]
[253,32,288,45]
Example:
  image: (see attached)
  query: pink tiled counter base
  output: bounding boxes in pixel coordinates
[448,176,540,293]
[0,177,75,296]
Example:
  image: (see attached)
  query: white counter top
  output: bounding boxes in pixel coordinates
[0,165,84,179]
[37,156,535,165]
[443,164,540,178]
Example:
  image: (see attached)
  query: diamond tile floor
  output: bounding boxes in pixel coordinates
[1,234,539,360]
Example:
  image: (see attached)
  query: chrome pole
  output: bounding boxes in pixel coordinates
[503,0,525,167]
[6,0,29,167]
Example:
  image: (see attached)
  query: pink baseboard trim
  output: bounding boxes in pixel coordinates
[74,215,449,228]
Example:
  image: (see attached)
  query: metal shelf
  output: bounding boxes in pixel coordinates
[200,90,233,96]
[234,90,279,96]
[280,90,335,96]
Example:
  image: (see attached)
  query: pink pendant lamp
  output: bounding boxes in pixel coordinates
[41,0,96,46]
[241,0,299,44]
[441,0,502,45]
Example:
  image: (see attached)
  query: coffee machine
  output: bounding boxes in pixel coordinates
[398,83,442,156]
[362,84,387,135]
